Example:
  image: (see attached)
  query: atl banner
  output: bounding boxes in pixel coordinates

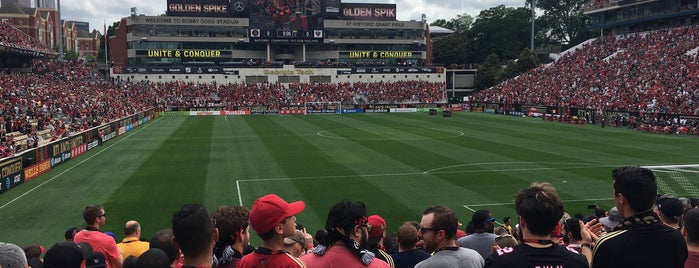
[0,157,23,194]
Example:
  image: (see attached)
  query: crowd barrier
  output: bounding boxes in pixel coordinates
[163,103,447,115]
[467,102,699,136]
[0,109,158,195]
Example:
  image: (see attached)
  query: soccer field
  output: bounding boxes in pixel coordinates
[1,112,698,248]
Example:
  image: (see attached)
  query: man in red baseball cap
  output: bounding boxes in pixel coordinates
[367,215,395,267]
[238,194,307,268]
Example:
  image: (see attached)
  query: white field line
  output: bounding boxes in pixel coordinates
[0,119,157,211]
[235,163,618,183]
[234,162,628,206]
[422,162,603,174]
[642,164,699,169]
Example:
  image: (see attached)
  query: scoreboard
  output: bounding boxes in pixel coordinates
[248,0,325,43]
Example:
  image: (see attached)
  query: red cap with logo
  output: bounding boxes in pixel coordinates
[249,194,305,235]
[368,215,387,238]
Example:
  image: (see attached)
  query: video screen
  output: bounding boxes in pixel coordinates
[249,0,324,43]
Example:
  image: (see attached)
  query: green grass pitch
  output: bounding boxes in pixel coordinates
[1,112,698,248]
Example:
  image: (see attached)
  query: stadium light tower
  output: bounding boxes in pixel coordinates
[530,0,535,51]
[56,0,63,61]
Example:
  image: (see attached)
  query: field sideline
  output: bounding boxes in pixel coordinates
[1,112,698,248]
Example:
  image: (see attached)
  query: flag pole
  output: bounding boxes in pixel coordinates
[104,20,108,66]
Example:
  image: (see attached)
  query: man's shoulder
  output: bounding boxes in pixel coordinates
[597,224,684,248]
[239,251,306,268]
[117,237,148,245]
[455,247,483,258]
[491,244,584,259]
[416,248,483,268]
[391,248,430,259]
[368,258,391,268]
[301,249,388,268]
[487,244,586,267]
[280,252,306,268]
[593,225,687,267]
[415,255,477,268]
[482,233,499,238]
[74,230,114,243]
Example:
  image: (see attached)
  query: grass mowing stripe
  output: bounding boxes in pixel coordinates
[1,112,698,248]
[204,116,274,208]
[309,114,468,172]
[100,117,214,237]
[238,115,393,246]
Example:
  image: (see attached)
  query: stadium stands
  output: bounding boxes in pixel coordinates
[0,22,52,54]
[471,25,699,135]
[0,56,445,158]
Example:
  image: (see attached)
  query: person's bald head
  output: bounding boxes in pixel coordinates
[124,220,142,237]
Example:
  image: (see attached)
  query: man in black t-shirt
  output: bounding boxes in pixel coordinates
[485,182,588,268]
[591,167,687,268]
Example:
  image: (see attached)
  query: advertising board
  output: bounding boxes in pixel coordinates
[340,3,396,21]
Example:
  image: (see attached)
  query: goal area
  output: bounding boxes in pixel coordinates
[644,164,699,198]
[304,101,342,115]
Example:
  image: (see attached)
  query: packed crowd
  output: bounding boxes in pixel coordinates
[472,25,699,116]
[0,22,53,54]
[0,59,445,156]
[0,61,160,157]
[1,166,697,268]
[153,80,444,110]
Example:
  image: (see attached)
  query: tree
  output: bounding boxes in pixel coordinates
[516,48,539,72]
[430,13,474,32]
[498,59,519,82]
[431,19,449,28]
[531,0,595,47]
[467,5,532,63]
[475,53,501,90]
[63,50,79,61]
[496,48,539,82]
[431,33,468,65]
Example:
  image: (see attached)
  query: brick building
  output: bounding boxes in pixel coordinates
[0,0,102,59]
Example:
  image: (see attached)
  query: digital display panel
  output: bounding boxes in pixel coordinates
[249,0,324,43]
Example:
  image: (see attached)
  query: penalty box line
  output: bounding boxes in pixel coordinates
[235,163,619,184]
[234,163,628,207]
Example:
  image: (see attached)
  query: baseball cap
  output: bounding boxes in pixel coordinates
[472,210,495,228]
[368,215,386,238]
[283,230,306,246]
[658,197,685,222]
[249,194,305,235]
[75,242,94,259]
[85,252,107,268]
[599,207,622,229]
[43,242,85,268]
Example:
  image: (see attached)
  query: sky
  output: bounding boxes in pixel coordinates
[55,0,525,33]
